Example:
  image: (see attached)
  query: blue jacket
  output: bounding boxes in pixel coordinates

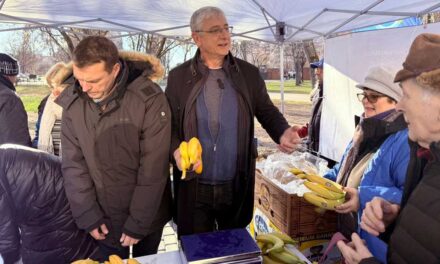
[325,113,409,263]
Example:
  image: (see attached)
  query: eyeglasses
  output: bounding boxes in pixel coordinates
[356,93,386,103]
[195,26,233,36]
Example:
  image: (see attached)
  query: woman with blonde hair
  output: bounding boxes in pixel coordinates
[38,62,71,156]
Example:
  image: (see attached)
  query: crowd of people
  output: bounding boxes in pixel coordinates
[0,5,439,264]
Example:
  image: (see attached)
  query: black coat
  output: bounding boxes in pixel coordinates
[0,75,31,147]
[165,50,290,236]
[361,140,440,264]
[0,145,99,264]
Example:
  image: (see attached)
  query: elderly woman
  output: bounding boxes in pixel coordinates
[323,66,410,263]
[337,33,440,264]
[38,62,71,156]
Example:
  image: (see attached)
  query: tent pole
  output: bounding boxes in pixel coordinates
[280,42,285,114]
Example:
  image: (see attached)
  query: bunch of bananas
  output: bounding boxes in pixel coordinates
[256,232,306,264]
[179,137,203,179]
[72,255,140,264]
[302,174,345,211]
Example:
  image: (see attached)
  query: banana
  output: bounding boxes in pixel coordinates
[269,249,304,264]
[263,255,284,264]
[305,174,344,194]
[289,167,303,175]
[104,262,110,264]
[269,232,298,245]
[304,181,345,200]
[109,255,123,264]
[188,137,202,164]
[295,173,307,179]
[256,234,284,253]
[179,141,190,179]
[303,192,344,210]
[127,259,141,264]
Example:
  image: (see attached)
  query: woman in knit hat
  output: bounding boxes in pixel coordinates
[323,65,410,263]
[338,33,440,264]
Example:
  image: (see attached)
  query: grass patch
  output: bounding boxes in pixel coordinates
[271,99,311,105]
[16,85,51,113]
[265,80,313,94]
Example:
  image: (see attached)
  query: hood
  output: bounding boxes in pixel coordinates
[119,50,164,81]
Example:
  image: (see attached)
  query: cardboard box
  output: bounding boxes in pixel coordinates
[254,170,337,242]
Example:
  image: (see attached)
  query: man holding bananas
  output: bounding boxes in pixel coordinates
[166,6,302,236]
[337,33,440,263]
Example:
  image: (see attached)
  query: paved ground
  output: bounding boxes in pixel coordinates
[268,92,310,102]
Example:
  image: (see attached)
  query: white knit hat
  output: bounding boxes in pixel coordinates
[356,66,402,101]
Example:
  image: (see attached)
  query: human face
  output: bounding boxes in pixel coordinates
[73,61,120,100]
[192,14,231,64]
[396,78,440,148]
[316,68,323,83]
[358,89,396,118]
[7,75,17,85]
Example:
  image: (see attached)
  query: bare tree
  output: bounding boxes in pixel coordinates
[124,33,180,59]
[38,27,109,62]
[7,28,42,74]
[290,42,306,86]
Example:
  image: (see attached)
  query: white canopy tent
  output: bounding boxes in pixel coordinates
[0,0,439,162]
[0,0,439,43]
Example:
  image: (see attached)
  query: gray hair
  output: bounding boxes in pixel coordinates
[190,6,226,32]
[408,78,440,102]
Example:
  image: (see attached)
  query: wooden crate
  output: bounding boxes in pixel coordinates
[254,170,337,242]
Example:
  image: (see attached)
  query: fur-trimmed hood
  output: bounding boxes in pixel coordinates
[46,50,164,87]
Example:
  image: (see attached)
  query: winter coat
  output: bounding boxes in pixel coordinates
[38,92,63,155]
[361,141,440,264]
[0,75,31,147]
[56,51,172,249]
[325,112,409,263]
[0,144,99,264]
[165,50,290,236]
[307,82,323,152]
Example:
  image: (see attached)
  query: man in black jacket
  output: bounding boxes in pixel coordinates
[0,53,31,146]
[166,6,301,236]
[337,33,440,264]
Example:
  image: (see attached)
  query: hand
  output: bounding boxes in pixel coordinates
[335,187,359,214]
[360,197,400,236]
[192,158,202,172]
[278,126,302,153]
[120,233,140,247]
[173,148,183,171]
[89,223,109,240]
[337,233,373,264]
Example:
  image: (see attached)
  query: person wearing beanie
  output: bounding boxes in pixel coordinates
[0,53,31,146]
[338,33,440,263]
[322,65,409,263]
